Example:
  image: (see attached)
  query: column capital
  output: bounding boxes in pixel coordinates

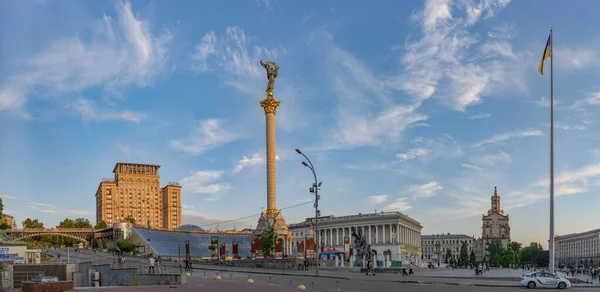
[260,97,281,115]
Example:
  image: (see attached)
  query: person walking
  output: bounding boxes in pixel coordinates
[148,256,155,274]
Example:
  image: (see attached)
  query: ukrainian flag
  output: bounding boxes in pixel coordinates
[538,33,552,75]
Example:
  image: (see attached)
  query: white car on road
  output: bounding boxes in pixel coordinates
[521,271,571,289]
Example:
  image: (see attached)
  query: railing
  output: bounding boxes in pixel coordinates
[167,182,180,186]
[11,228,94,232]
[102,178,115,182]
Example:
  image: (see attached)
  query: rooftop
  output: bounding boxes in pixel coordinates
[421,234,474,240]
[113,162,161,173]
[555,228,600,240]
[289,211,422,228]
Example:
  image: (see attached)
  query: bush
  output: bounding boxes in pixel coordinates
[92,238,99,249]
[116,240,136,252]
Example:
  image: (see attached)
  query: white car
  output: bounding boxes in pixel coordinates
[520,271,571,289]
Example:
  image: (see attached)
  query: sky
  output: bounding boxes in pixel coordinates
[1,0,600,248]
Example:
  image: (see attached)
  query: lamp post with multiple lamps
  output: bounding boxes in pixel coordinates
[295,148,322,276]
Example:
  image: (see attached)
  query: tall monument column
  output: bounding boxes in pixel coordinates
[252,60,292,257]
[260,87,280,217]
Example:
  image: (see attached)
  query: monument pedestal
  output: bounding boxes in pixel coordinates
[252,210,293,257]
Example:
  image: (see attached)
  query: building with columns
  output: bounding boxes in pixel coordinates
[555,228,600,267]
[288,211,423,265]
[421,234,475,265]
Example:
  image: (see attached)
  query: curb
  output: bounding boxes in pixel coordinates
[191,266,351,280]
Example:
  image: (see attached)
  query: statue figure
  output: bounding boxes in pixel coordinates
[260,60,279,95]
[351,228,376,267]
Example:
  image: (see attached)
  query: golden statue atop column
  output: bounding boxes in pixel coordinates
[252,60,293,257]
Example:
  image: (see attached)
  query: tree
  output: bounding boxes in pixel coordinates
[0,222,10,230]
[261,225,278,257]
[58,218,92,229]
[92,238,99,249]
[208,244,217,258]
[487,239,505,267]
[22,218,44,229]
[116,240,136,252]
[94,220,108,229]
[537,250,549,268]
[444,248,452,264]
[123,216,136,224]
[469,248,477,266]
[458,241,469,267]
[502,249,516,267]
[507,242,522,254]
[521,242,543,265]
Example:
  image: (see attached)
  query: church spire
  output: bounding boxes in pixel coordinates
[489,186,504,215]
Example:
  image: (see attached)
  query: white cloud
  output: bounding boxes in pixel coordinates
[557,47,599,71]
[392,0,524,112]
[473,129,542,148]
[554,124,585,131]
[461,163,483,171]
[67,99,144,123]
[233,153,265,174]
[117,144,132,156]
[533,96,560,108]
[366,195,388,205]
[384,198,412,212]
[468,151,511,167]
[468,113,491,120]
[171,119,239,155]
[396,148,429,162]
[0,195,16,201]
[409,181,442,199]
[28,203,55,208]
[535,162,600,187]
[572,91,600,109]
[0,1,172,115]
[180,170,231,195]
[40,210,56,213]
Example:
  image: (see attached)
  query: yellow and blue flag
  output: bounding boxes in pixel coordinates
[538,33,552,75]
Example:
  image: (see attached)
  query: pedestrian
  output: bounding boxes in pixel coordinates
[148,256,155,274]
[184,257,190,272]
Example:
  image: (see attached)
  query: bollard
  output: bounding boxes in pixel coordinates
[231,273,233,279]
[247,278,254,284]
[269,276,271,284]
[311,281,314,288]
[289,280,292,288]
[215,275,222,280]
[337,281,340,290]
[204,271,206,277]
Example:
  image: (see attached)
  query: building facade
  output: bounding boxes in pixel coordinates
[473,186,511,261]
[288,211,423,265]
[95,163,182,230]
[2,214,14,228]
[421,234,475,265]
[555,228,600,267]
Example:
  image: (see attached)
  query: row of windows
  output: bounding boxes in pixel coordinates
[421,239,473,245]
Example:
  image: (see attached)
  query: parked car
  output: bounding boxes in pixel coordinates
[520,271,570,289]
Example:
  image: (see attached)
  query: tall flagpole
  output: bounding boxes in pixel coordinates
[549,28,555,274]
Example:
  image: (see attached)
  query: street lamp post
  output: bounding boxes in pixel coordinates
[295,148,322,276]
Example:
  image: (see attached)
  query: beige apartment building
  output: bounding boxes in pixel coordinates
[95,163,182,230]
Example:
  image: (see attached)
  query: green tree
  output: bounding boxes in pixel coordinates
[501,249,516,267]
[487,239,505,267]
[444,248,452,264]
[208,244,217,258]
[94,220,108,229]
[520,242,543,265]
[123,216,136,224]
[261,225,278,257]
[58,218,92,228]
[0,222,10,230]
[458,241,469,267]
[22,218,44,229]
[116,239,136,252]
[469,248,477,266]
[92,238,99,249]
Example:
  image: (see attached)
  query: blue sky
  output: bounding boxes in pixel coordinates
[1,0,599,248]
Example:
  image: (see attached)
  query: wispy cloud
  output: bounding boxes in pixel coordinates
[180,170,231,196]
[396,148,429,162]
[461,163,483,171]
[473,129,542,148]
[384,197,412,212]
[390,0,525,112]
[468,113,491,120]
[366,195,388,205]
[233,153,265,174]
[28,203,55,208]
[0,1,173,117]
[40,210,56,213]
[468,151,512,167]
[533,96,560,108]
[171,119,239,155]
[117,144,132,156]
[409,181,442,199]
[0,195,16,201]
[67,99,144,123]
[556,47,599,71]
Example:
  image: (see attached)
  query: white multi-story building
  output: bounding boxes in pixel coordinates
[288,211,423,265]
[421,234,475,265]
[555,228,600,267]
